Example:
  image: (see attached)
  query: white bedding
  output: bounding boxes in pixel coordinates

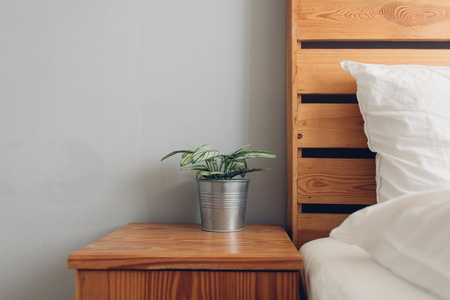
[300,238,441,300]
[301,190,450,300]
[341,62,450,203]
[300,62,450,299]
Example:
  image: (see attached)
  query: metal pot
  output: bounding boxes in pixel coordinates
[197,179,249,232]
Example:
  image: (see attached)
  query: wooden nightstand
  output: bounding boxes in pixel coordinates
[68,223,303,300]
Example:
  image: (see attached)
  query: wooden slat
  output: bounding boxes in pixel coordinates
[289,0,450,249]
[297,0,450,41]
[297,213,349,248]
[298,103,366,148]
[298,158,376,205]
[298,49,450,94]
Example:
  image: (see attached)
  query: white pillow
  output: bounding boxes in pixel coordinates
[341,61,450,203]
[330,189,450,300]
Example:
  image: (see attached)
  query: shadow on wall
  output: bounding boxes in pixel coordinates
[245,0,287,226]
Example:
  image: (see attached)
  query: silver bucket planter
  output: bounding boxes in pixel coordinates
[197,179,249,232]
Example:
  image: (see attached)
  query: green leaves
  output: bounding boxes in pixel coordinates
[228,159,247,171]
[181,152,193,166]
[161,144,278,180]
[161,150,194,162]
[227,168,271,179]
[232,150,278,160]
[196,171,226,180]
[180,165,209,171]
[191,145,223,163]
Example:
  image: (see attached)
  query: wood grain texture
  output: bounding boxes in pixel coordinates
[288,0,450,249]
[70,224,302,300]
[68,223,302,271]
[298,49,450,94]
[297,214,349,247]
[75,269,300,300]
[297,0,450,41]
[298,103,367,148]
[298,158,376,205]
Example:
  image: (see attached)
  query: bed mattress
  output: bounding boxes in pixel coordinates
[300,237,440,300]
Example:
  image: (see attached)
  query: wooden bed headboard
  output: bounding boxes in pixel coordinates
[287,0,450,248]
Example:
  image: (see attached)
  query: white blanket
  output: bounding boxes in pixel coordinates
[301,189,450,300]
[331,189,450,299]
[300,238,441,300]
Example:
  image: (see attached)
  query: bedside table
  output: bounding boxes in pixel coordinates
[68,223,303,300]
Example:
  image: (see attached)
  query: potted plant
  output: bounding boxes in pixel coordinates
[161,144,278,232]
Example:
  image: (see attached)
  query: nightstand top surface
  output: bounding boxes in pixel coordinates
[68,223,302,271]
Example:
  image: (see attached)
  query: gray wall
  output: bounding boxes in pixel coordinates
[0,1,286,298]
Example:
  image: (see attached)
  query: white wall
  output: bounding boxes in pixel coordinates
[0,1,286,298]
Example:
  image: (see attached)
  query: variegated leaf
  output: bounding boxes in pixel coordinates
[228,159,246,171]
[227,168,271,179]
[180,152,193,166]
[180,165,209,171]
[161,150,193,161]
[228,144,251,157]
[192,145,223,163]
[209,171,226,175]
[196,171,227,180]
[232,150,278,160]
[196,171,212,180]
[207,158,218,170]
